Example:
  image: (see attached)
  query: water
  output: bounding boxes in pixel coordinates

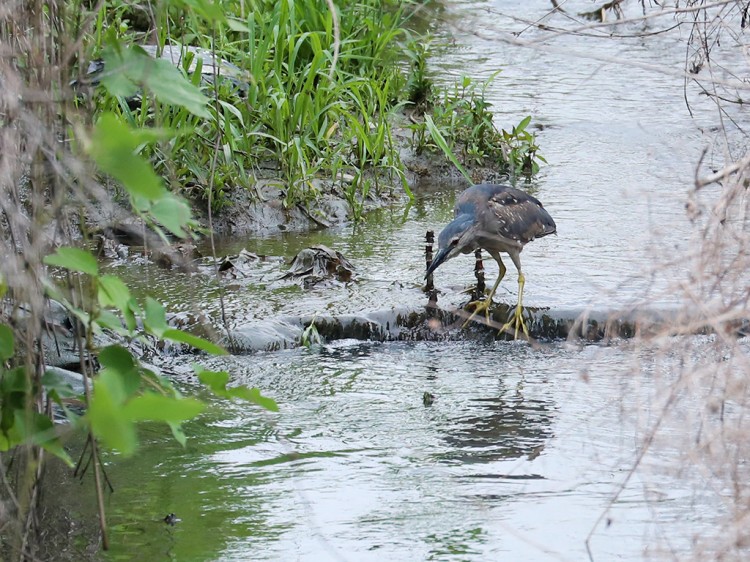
[63,340,718,561]
[65,1,744,560]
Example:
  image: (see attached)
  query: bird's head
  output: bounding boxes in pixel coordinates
[425,214,476,278]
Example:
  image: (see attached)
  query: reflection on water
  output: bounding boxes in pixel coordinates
[40,341,715,561]
[440,392,554,464]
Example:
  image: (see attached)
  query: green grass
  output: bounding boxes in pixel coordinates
[88,0,418,213]
[408,71,547,180]
[85,0,544,216]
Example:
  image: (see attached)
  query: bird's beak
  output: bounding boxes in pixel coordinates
[425,246,451,279]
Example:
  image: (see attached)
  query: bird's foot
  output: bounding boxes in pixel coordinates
[462,298,493,328]
[500,302,529,339]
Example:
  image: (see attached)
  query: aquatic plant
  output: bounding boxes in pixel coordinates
[409,73,546,180]
[404,33,434,108]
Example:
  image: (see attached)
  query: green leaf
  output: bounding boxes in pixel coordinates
[101,71,139,98]
[98,345,137,372]
[98,275,137,331]
[88,372,137,455]
[89,113,167,201]
[0,427,20,451]
[225,386,279,412]
[100,40,140,97]
[149,195,193,238]
[0,368,26,435]
[95,309,130,334]
[172,0,225,22]
[196,367,278,411]
[123,394,205,422]
[102,44,210,118]
[14,411,74,467]
[147,59,211,118]
[226,17,252,33]
[162,329,227,355]
[44,247,99,276]
[40,436,75,467]
[168,421,187,447]
[144,297,168,337]
[515,115,532,133]
[98,345,141,398]
[42,369,79,400]
[424,115,473,185]
[141,367,177,395]
[0,324,14,361]
[1,366,30,394]
[98,275,131,311]
[196,368,229,392]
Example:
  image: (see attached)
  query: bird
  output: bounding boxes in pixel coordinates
[425,183,556,338]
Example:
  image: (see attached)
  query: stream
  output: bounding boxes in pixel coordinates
[57,1,743,560]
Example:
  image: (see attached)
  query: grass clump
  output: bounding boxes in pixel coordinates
[87,0,418,213]
[85,1,546,216]
[405,51,546,180]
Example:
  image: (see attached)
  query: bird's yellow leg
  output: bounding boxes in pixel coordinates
[462,260,506,328]
[500,272,529,338]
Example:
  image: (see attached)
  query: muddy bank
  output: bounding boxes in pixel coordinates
[189,147,508,236]
[195,177,397,236]
[86,120,512,243]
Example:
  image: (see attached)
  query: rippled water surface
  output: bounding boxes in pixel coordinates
[71,1,743,560]
[70,340,718,561]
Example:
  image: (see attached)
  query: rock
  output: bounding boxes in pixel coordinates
[151,243,199,272]
[216,248,264,278]
[283,245,355,286]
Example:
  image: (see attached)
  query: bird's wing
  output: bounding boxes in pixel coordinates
[485,188,554,244]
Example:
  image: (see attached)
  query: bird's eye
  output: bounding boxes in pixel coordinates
[450,238,459,246]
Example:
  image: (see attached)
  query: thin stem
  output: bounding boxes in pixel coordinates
[206,29,233,353]
[70,274,109,550]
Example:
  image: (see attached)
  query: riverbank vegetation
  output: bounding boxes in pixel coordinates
[88,0,543,216]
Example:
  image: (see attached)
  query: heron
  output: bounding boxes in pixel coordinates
[425,183,556,337]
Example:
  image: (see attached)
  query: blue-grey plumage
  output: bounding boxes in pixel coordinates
[426,184,555,277]
[425,183,556,336]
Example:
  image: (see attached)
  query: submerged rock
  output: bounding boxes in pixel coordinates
[151,243,200,272]
[283,245,355,287]
[222,304,698,353]
[216,249,265,278]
